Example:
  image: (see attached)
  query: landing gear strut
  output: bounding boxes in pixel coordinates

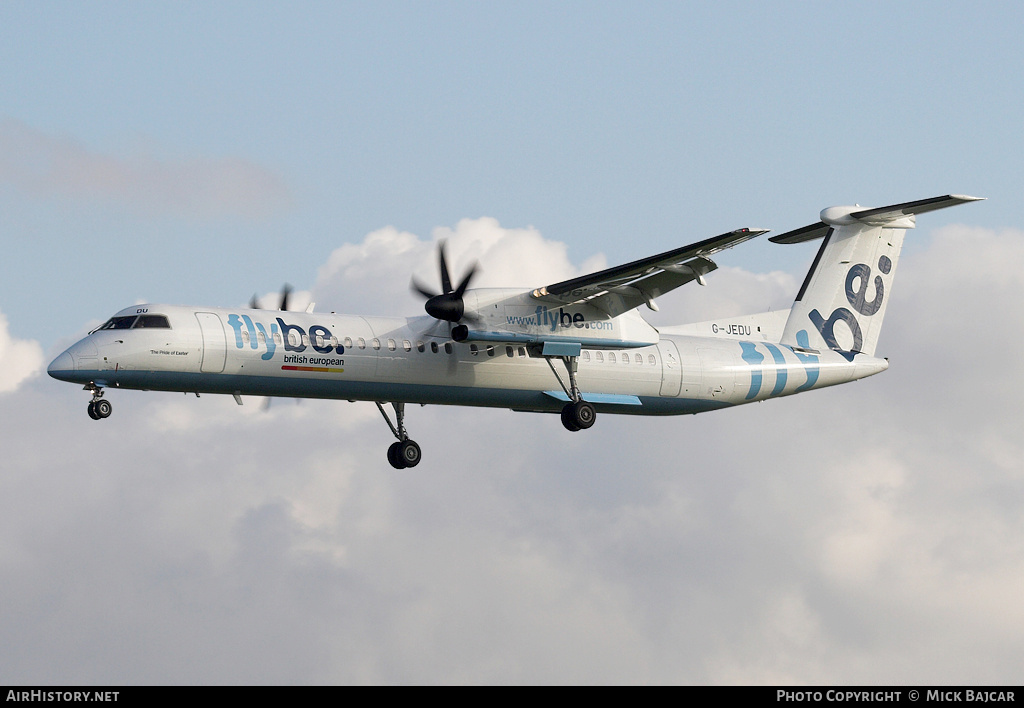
[544,351,597,432]
[85,384,112,420]
[376,401,422,469]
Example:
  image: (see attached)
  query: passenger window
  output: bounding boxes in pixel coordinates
[635,353,643,364]
[403,340,412,352]
[431,342,439,354]
[621,352,629,364]
[372,338,380,350]
[387,339,396,351]
[506,346,514,358]
[417,342,425,353]
[445,343,453,354]
[487,346,495,357]
[582,351,590,362]
[596,351,604,363]
[518,347,527,358]
[648,354,656,365]
[344,337,353,348]
[357,338,366,349]
[470,344,479,355]
[608,352,616,363]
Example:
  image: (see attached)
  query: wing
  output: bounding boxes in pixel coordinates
[531,228,768,316]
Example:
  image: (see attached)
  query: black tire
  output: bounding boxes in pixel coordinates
[87,401,100,420]
[94,399,112,419]
[387,441,407,469]
[561,403,581,432]
[399,440,422,468]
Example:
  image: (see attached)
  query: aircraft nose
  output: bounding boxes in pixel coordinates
[47,351,75,380]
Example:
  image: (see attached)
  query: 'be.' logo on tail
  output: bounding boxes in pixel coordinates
[808,254,892,359]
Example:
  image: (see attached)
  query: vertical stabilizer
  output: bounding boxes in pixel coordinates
[774,195,983,358]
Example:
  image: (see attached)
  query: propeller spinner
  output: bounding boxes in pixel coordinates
[412,242,479,324]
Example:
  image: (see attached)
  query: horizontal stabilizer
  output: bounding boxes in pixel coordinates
[769,222,831,244]
[849,194,984,222]
[770,194,984,244]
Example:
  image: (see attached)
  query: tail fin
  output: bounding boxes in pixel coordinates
[775,195,983,358]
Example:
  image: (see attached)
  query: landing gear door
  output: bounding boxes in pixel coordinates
[657,339,682,396]
[196,312,226,373]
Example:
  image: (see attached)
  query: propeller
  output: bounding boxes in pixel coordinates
[247,283,297,410]
[249,284,294,311]
[411,241,480,326]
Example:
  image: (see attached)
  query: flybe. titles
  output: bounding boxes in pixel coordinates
[507,306,612,332]
[226,314,343,361]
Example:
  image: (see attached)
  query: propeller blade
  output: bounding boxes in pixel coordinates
[411,278,439,301]
[249,294,259,310]
[453,262,478,298]
[279,284,292,311]
[438,241,453,294]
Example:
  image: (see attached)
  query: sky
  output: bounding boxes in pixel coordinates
[1,1,1022,685]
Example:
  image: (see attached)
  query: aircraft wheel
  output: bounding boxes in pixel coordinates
[560,403,581,432]
[387,442,407,469]
[87,401,100,420]
[561,401,595,431]
[572,401,596,429]
[94,399,113,419]
[399,439,422,468]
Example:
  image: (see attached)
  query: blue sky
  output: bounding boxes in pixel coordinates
[2,2,1019,344]
[2,2,1022,685]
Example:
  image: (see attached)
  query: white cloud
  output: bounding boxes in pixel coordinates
[312,218,607,318]
[0,118,292,219]
[0,309,43,393]
[3,222,1023,683]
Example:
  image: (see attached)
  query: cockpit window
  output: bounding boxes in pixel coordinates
[99,316,138,330]
[134,315,171,329]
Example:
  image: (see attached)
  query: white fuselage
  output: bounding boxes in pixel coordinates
[48,303,888,416]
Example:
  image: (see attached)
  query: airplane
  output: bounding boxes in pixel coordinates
[48,194,982,469]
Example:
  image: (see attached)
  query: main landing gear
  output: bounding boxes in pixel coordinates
[85,384,112,420]
[376,401,422,469]
[544,351,597,432]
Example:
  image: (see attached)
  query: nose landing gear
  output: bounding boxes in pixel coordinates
[85,384,112,420]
